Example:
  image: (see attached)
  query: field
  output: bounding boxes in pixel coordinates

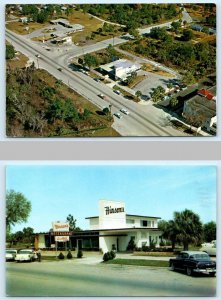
[6,53,119,137]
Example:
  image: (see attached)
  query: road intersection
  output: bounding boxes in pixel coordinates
[6,12,192,136]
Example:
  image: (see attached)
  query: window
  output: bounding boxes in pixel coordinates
[152,221,155,227]
[126,219,135,224]
[142,220,147,227]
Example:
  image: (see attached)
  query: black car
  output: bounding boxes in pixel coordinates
[169,251,216,277]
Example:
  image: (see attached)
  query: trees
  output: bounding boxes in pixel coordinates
[6,190,32,231]
[182,29,194,41]
[66,214,81,231]
[135,90,142,100]
[158,220,178,250]
[159,209,203,251]
[6,44,15,60]
[170,96,178,107]
[203,221,216,242]
[83,54,99,69]
[170,21,182,33]
[173,209,203,250]
[150,86,165,103]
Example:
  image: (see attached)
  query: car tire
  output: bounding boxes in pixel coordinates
[186,267,192,276]
[209,272,216,277]
[170,263,175,271]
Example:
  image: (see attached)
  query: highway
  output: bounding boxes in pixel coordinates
[6,261,216,296]
[6,26,188,136]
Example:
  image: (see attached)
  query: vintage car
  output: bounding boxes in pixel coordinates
[200,240,216,256]
[15,249,36,262]
[6,249,17,261]
[169,251,216,276]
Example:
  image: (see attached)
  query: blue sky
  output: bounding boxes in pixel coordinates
[6,164,216,233]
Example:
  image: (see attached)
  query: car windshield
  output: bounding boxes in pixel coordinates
[191,254,210,260]
[19,250,32,254]
[6,250,16,254]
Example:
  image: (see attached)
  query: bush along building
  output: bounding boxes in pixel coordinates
[34,200,162,253]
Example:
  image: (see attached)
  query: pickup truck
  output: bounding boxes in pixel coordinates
[169,251,216,276]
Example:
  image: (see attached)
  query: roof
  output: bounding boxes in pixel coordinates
[86,214,161,220]
[198,89,215,100]
[114,60,140,70]
[180,251,209,255]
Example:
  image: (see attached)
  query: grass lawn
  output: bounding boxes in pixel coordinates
[105,259,169,267]
[6,21,49,35]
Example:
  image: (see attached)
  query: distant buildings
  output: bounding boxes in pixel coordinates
[183,86,216,134]
[50,18,84,32]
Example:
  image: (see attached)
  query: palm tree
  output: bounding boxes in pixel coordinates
[173,209,203,251]
[158,219,178,250]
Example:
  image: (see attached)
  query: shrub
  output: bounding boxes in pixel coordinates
[110,250,116,259]
[103,251,116,262]
[77,250,83,258]
[103,252,109,262]
[67,251,73,259]
[58,252,65,259]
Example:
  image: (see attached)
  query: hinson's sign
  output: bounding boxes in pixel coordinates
[105,206,124,215]
[52,222,69,232]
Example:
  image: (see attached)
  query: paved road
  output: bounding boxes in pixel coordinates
[6,29,188,136]
[6,261,216,296]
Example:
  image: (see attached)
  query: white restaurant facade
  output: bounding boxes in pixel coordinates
[35,200,162,253]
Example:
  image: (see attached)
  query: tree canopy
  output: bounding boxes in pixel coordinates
[203,221,216,242]
[159,209,203,250]
[6,190,32,231]
[66,214,81,231]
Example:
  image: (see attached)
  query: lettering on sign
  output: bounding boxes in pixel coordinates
[105,206,124,215]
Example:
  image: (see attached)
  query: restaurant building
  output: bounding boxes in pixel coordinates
[35,200,162,253]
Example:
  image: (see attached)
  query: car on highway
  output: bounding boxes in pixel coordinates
[6,249,17,261]
[98,94,107,100]
[200,240,216,256]
[36,54,41,58]
[169,251,216,277]
[114,112,123,119]
[120,108,129,115]
[57,68,62,72]
[15,249,37,262]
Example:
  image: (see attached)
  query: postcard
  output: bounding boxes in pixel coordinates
[5,3,217,137]
[5,164,216,296]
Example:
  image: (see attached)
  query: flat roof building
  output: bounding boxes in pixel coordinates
[35,200,162,253]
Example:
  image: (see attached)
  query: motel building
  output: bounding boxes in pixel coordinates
[35,200,162,253]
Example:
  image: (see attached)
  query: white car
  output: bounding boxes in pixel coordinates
[120,108,129,115]
[114,112,123,119]
[200,240,216,256]
[15,249,36,262]
[114,90,121,95]
[6,249,17,261]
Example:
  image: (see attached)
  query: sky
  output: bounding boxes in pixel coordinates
[5,164,217,233]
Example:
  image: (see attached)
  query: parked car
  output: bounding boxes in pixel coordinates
[120,108,129,115]
[200,240,216,256]
[169,251,216,277]
[6,249,17,261]
[114,90,121,95]
[15,249,36,262]
[114,112,123,119]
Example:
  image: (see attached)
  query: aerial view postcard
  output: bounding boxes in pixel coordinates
[6,4,216,137]
[5,164,216,296]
